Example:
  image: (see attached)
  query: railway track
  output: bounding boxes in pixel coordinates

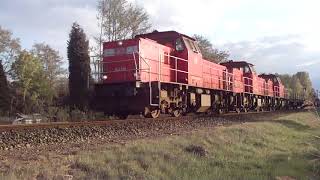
[0,110,304,151]
[0,110,290,132]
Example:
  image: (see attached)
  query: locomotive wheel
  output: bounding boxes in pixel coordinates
[217,109,224,115]
[144,107,160,118]
[171,109,181,117]
[149,109,160,118]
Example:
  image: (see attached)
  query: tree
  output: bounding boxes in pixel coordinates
[67,23,91,110]
[0,60,10,113]
[97,0,151,42]
[0,26,21,74]
[290,75,303,99]
[31,43,64,87]
[126,3,152,38]
[10,51,50,112]
[193,34,229,63]
[295,71,313,99]
[279,72,314,100]
[278,74,291,89]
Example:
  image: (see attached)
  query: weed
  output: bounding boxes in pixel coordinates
[185,145,207,157]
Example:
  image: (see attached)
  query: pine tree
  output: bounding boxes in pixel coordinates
[67,23,91,110]
[0,60,10,113]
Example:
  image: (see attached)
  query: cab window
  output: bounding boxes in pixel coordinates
[194,42,201,53]
[276,77,281,83]
[184,38,199,53]
[175,38,184,51]
[250,65,256,73]
[244,66,250,73]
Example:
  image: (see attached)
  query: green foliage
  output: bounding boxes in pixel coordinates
[10,51,51,113]
[0,60,10,114]
[31,43,64,89]
[1,26,66,114]
[70,108,87,121]
[67,22,91,111]
[55,107,70,122]
[193,34,229,63]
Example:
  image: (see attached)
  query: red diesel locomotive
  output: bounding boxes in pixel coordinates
[92,31,299,118]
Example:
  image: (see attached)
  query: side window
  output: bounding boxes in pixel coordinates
[163,52,169,64]
[194,42,200,53]
[186,39,198,53]
[175,38,184,51]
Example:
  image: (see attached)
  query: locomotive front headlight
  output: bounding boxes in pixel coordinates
[136,81,141,88]
[102,75,108,80]
[118,41,123,46]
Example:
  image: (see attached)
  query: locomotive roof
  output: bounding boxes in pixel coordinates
[220,60,254,67]
[135,31,196,41]
[258,73,278,78]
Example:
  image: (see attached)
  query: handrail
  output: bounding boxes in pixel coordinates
[92,50,290,106]
[136,53,159,106]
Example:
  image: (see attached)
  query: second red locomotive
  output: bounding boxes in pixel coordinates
[92,31,299,118]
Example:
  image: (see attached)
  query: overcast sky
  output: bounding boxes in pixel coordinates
[1,0,319,89]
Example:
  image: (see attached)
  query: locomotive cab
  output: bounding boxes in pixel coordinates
[258,74,284,98]
[136,31,203,85]
[220,61,257,94]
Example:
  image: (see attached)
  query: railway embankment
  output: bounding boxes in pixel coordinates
[0,110,319,179]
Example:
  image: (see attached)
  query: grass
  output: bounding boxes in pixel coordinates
[70,110,320,180]
[1,110,320,180]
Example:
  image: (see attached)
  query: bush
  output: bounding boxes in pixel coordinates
[42,106,107,122]
[87,111,106,120]
[56,107,70,122]
[70,108,87,121]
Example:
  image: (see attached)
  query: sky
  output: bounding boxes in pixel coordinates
[0,0,319,90]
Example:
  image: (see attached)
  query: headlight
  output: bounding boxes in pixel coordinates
[102,75,108,80]
[136,81,141,88]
